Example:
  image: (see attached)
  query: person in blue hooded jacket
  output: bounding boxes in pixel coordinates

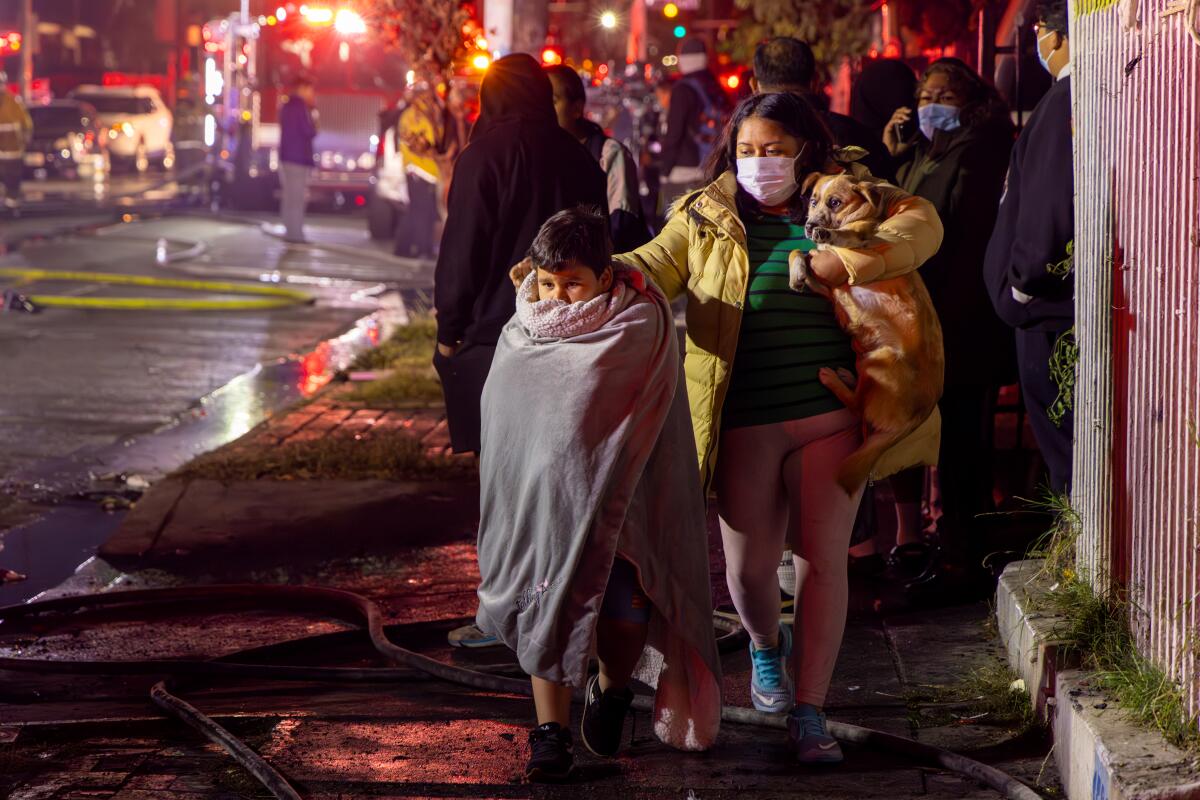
[277,75,318,243]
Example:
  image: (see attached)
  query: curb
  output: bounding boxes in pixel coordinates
[995,559,1075,718]
[996,560,1200,800]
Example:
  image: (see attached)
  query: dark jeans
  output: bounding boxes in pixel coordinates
[0,159,21,201]
[1016,328,1074,493]
[395,174,438,258]
[432,342,497,454]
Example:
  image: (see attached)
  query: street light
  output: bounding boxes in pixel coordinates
[599,10,618,29]
[333,9,367,35]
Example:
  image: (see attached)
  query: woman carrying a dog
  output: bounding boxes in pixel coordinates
[611,91,944,763]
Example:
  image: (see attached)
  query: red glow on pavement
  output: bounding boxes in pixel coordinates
[299,344,332,396]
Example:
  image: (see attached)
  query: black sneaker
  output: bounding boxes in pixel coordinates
[579,673,634,757]
[525,722,575,783]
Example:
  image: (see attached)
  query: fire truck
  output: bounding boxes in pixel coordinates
[201,4,408,211]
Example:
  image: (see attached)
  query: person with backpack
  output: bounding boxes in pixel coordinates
[658,38,728,216]
[546,65,650,253]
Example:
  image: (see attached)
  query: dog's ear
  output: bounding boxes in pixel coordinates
[854,183,882,216]
[800,171,824,196]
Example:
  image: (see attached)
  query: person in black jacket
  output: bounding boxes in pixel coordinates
[884,58,1016,593]
[850,58,918,143]
[750,37,895,182]
[984,0,1075,493]
[546,64,650,253]
[658,38,729,215]
[433,54,608,455]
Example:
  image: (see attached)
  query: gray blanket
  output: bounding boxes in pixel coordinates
[476,273,721,750]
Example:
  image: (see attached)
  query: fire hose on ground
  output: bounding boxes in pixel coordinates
[0,267,314,311]
[0,585,1044,800]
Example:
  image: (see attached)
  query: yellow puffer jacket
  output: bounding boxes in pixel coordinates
[0,92,32,159]
[614,170,945,490]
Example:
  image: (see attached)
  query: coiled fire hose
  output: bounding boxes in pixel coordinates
[0,585,1042,800]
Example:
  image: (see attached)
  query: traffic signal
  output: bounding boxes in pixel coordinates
[672,25,687,38]
[663,3,679,17]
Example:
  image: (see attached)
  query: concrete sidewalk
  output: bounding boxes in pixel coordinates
[0,392,1061,798]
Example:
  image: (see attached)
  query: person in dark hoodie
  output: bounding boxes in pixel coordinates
[851,58,919,142]
[984,0,1075,493]
[277,75,318,243]
[883,58,1015,596]
[545,64,650,253]
[658,38,729,215]
[433,53,607,452]
[750,37,894,182]
[434,52,608,659]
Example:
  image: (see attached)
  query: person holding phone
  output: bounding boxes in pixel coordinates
[882,59,1015,599]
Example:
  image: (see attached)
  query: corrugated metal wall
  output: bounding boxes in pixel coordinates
[1071,0,1200,722]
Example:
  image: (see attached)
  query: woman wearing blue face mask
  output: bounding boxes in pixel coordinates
[610,91,944,764]
[881,58,1016,600]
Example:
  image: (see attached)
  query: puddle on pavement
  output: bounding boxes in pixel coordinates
[0,502,126,606]
[2,305,406,604]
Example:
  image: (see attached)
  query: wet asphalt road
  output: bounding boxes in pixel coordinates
[0,204,430,504]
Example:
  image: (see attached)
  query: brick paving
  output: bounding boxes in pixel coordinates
[236,384,459,461]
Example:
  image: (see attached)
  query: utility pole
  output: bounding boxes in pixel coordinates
[18,0,33,103]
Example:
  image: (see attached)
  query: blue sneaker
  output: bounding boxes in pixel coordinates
[788,703,843,764]
[447,623,502,648]
[749,624,793,713]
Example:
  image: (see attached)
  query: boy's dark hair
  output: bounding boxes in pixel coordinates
[1037,0,1069,36]
[545,64,586,105]
[753,37,816,91]
[528,206,612,276]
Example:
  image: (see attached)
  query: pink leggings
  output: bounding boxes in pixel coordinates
[714,409,865,707]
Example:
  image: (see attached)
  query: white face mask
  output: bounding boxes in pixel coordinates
[1037,30,1060,75]
[736,154,799,207]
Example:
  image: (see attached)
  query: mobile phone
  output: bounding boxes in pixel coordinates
[897,115,917,142]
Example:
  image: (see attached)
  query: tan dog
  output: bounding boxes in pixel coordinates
[790,172,945,494]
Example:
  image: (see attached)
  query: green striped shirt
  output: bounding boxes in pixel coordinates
[722,215,856,430]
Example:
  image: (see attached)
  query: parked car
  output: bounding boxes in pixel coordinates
[68,85,173,172]
[23,100,109,180]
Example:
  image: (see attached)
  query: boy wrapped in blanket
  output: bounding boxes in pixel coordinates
[475,207,721,782]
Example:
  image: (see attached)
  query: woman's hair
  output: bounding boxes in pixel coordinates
[528,206,612,277]
[918,58,1010,131]
[703,92,833,220]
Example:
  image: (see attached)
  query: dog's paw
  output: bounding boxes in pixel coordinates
[788,249,811,292]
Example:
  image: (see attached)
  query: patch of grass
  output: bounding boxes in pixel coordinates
[905,662,1039,732]
[349,316,439,371]
[348,369,444,408]
[346,317,444,408]
[1023,488,1081,584]
[1028,496,1200,752]
[177,428,474,483]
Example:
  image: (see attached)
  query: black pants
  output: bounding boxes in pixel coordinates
[1016,328,1074,493]
[432,342,497,454]
[936,383,999,561]
[0,159,20,201]
[395,175,438,258]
